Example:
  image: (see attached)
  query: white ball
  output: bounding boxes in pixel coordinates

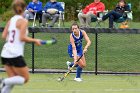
[57,77,61,81]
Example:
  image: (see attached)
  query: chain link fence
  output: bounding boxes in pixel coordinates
[0,28,140,74]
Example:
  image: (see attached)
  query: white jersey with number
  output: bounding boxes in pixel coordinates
[1,15,28,58]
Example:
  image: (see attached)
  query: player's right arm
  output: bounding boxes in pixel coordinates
[70,34,77,63]
[2,20,10,40]
[17,18,41,46]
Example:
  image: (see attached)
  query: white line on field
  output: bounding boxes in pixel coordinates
[105,88,140,92]
[15,89,88,92]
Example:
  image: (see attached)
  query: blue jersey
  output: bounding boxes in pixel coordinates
[71,30,83,50]
[43,1,64,13]
[68,30,83,57]
[26,1,42,13]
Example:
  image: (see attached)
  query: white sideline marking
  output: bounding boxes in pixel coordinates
[105,88,140,92]
[16,89,88,92]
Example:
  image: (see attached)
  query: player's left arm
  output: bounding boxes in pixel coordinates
[82,30,91,53]
[2,20,10,40]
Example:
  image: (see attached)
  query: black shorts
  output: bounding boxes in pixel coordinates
[1,56,27,67]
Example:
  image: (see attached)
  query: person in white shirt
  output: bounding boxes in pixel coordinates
[0,0,41,93]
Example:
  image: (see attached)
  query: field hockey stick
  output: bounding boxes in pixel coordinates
[58,53,84,82]
[40,38,57,45]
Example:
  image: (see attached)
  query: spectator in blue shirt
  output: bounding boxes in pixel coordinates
[24,0,42,24]
[42,0,64,27]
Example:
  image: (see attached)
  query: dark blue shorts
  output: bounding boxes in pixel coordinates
[68,44,83,58]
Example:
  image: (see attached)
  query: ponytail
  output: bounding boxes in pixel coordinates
[12,0,26,14]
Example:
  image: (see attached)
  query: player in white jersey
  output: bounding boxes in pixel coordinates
[0,0,41,93]
[1,15,27,58]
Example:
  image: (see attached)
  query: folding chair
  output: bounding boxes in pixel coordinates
[91,16,100,28]
[32,12,37,27]
[58,2,65,27]
[113,3,132,28]
[29,12,42,27]
[91,11,108,28]
[43,2,65,27]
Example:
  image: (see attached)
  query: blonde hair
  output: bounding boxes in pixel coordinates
[12,0,26,14]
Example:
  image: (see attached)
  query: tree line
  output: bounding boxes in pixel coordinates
[0,0,140,21]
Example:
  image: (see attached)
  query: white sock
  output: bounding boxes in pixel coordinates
[3,76,25,86]
[1,85,14,93]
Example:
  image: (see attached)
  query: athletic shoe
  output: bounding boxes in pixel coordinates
[66,61,71,70]
[74,78,82,82]
[97,17,102,21]
[0,78,4,93]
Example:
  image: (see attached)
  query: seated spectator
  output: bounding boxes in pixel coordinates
[78,0,105,28]
[42,0,64,27]
[98,0,130,28]
[24,0,42,24]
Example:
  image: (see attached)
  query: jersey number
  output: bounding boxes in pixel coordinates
[10,30,16,43]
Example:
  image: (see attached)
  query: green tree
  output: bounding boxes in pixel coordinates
[1,0,140,21]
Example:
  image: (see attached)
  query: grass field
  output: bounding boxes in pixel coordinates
[98,33,140,72]
[1,72,140,93]
[1,20,140,29]
[0,17,140,72]
[0,21,140,93]
[24,33,140,72]
[0,32,140,72]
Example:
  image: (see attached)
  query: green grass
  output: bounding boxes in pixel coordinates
[1,72,140,93]
[0,32,140,72]
[98,33,140,72]
[0,19,140,72]
[24,33,140,72]
[1,20,140,29]
[23,33,95,70]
